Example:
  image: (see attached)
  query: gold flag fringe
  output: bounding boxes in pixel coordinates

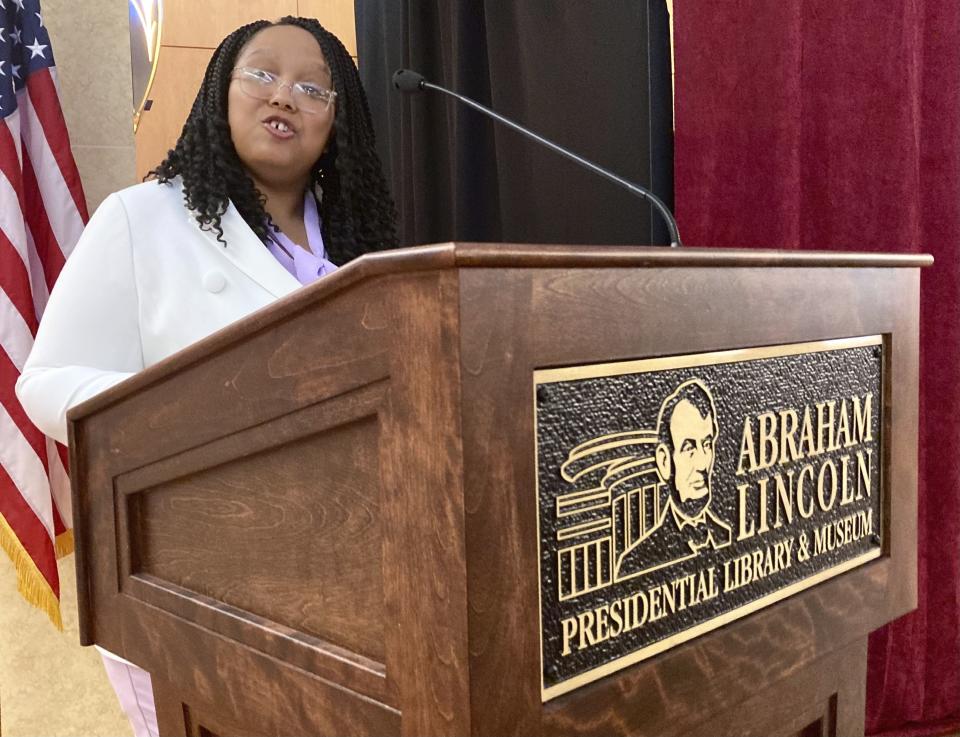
[55,529,75,558]
[0,513,64,631]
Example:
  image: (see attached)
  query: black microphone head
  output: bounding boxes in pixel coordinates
[392,69,426,93]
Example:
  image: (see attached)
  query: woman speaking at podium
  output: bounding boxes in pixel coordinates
[15,16,397,736]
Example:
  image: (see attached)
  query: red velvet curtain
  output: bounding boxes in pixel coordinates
[673,2,960,734]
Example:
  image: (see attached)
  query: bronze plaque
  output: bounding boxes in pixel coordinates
[535,337,883,701]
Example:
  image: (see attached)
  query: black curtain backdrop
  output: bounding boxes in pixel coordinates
[357,1,674,248]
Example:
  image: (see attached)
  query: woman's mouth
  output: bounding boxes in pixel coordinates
[263,118,295,139]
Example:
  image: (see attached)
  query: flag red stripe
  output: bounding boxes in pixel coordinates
[0,230,39,334]
[0,350,49,465]
[47,467,67,538]
[51,489,65,537]
[27,70,89,222]
[0,121,25,204]
[0,465,58,596]
[0,353,58,595]
[0,122,37,333]
[20,153,65,292]
[52,443,69,536]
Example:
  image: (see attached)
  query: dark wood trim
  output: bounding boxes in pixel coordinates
[449,243,933,268]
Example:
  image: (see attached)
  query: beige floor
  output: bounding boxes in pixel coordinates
[0,555,131,736]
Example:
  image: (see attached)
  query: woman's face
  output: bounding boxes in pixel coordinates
[227,25,335,190]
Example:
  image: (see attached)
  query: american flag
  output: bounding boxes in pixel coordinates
[0,0,88,628]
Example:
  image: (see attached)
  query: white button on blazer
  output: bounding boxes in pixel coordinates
[202,270,227,293]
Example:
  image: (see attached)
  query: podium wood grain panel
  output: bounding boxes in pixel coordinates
[377,271,471,737]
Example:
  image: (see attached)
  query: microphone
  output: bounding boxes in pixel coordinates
[391,68,681,248]
[393,69,426,93]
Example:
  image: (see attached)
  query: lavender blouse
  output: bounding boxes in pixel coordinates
[265,192,338,286]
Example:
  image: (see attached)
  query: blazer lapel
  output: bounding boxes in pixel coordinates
[189,194,301,299]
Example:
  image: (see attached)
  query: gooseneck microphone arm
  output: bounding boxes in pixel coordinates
[392,68,682,248]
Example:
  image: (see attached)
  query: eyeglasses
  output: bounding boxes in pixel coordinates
[231,67,337,113]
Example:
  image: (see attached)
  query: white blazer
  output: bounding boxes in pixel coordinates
[16,178,303,444]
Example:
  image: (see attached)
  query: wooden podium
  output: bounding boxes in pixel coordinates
[69,245,927,737]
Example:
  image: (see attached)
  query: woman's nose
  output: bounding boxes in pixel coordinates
[268,82,296,111]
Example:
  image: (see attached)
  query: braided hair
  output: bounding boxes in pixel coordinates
[149,17,397,264]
